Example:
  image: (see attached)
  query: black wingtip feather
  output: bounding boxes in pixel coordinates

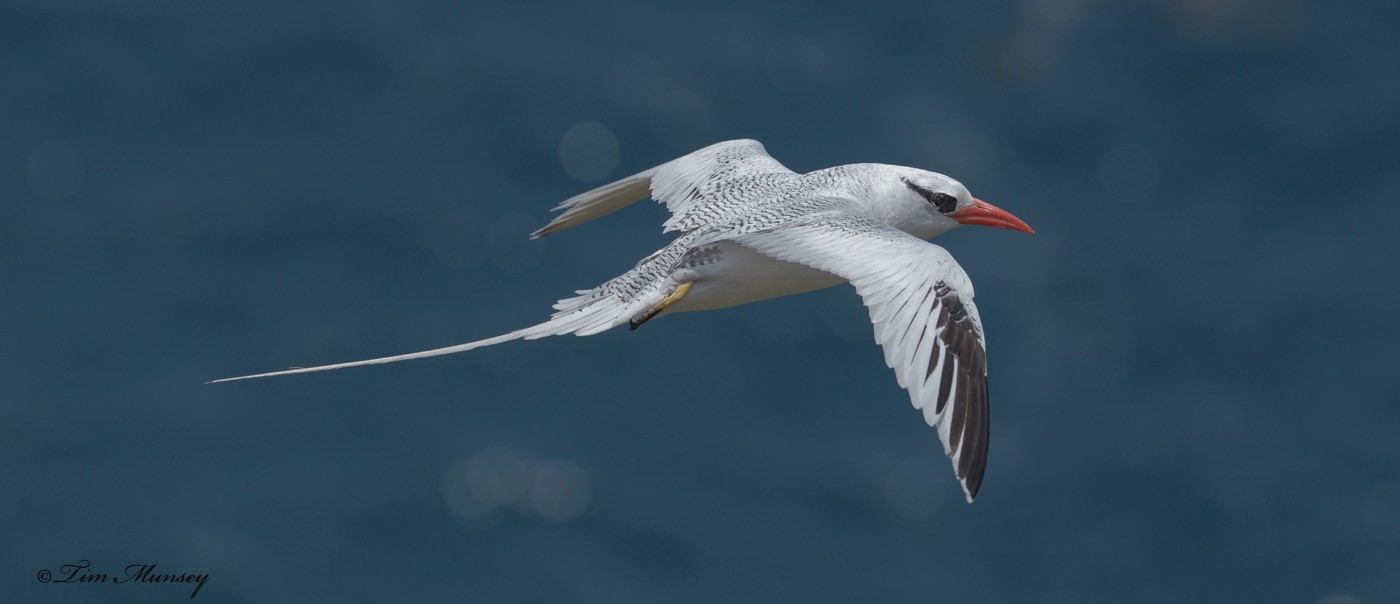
[930,282,990,502]
[961,376,991,500]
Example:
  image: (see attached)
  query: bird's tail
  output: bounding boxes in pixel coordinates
[208,292,641,384]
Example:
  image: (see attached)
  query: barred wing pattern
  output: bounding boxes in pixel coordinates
[532,139,796,238]
[734,211,991,501]
[649,139,797,233]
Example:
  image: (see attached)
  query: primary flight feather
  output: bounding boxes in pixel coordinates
[213,139,1034,502]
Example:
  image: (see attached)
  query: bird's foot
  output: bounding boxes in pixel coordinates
[629,281,693,330]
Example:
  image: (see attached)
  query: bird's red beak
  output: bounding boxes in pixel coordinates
[951,198,1035,233]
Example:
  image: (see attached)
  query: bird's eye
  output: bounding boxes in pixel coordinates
[903,178,960,214]
[929,192,958,213]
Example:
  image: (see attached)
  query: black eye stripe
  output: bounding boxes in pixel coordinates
[902,178,959,213]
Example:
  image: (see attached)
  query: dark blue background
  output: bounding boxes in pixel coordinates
[5,1,1398,602]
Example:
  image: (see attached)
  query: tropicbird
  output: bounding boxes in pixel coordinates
[213,139,1033,501]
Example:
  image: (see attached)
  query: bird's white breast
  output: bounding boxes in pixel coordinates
[665,240,846,313]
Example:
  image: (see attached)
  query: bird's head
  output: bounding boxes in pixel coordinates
[885,169,1034,238]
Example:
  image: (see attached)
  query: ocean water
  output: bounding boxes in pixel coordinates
[4,1,1399,602]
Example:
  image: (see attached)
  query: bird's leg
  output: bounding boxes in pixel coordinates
[629,281,693,330]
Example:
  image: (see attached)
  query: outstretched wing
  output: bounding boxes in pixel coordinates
[649,139,797,233]
[532,139,797,238]
[734,211,992,502]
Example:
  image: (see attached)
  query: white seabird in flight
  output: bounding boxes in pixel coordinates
[213,139,1034,501]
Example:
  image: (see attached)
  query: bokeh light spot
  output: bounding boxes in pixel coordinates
[559,121,619,182]
[430,208,486,270]
[441,447,594,527]
[528,461,593,520]
[465,446,532,507]
[441,459,500,529]
[487,213,547,273]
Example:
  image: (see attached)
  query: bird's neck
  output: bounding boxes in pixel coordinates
[884,208,954,240]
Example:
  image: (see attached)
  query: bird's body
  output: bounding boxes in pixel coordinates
[662,240,845,314]
[214,140,1034,501]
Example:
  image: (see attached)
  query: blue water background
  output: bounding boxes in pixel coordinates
[4,1,1399,602]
